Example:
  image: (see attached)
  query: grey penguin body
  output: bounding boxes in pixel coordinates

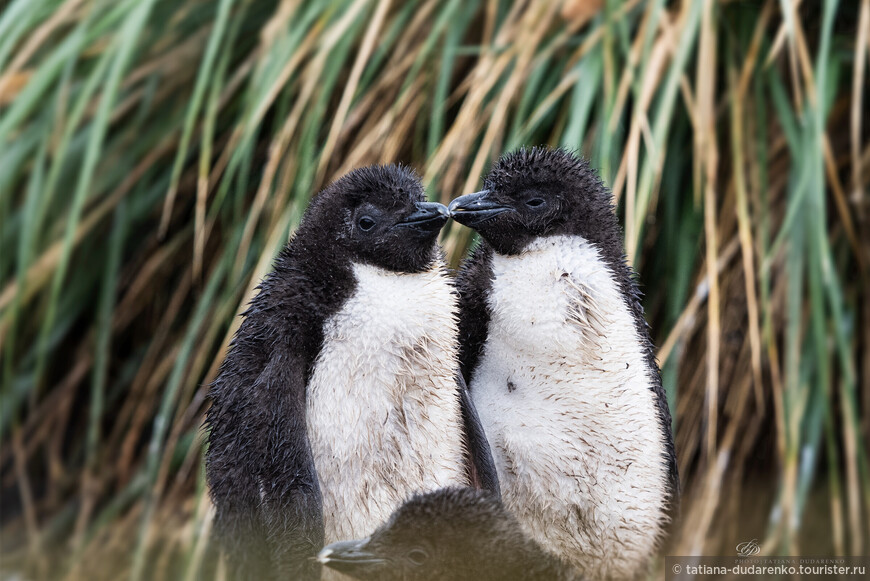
[318,487,584,581]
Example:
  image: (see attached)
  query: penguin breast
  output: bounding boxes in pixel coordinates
[471,235,670,580]
[306,261,468,544]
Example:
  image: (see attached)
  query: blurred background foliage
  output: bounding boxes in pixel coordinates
[0,0,868,578]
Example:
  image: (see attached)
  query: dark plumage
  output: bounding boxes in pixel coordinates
[318,487,583,581]
[204,165,498,581]
[449,147,679,579]
[453,148,628,256]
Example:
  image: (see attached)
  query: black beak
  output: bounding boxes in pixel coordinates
[448,190,511,227]
[317,539,387,578]
[396,201,450,233]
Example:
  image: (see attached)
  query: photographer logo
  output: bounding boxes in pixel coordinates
[736,539,761,557]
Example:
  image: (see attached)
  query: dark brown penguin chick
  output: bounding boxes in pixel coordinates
[318,487,583,581]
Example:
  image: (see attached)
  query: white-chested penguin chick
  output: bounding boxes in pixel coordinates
[317,487,584,581]
[205,165,499,581]
[448,148,679,580]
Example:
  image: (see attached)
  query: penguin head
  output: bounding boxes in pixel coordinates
[318,488,548,581]
[299,164,448,273]
[449,147,621,257]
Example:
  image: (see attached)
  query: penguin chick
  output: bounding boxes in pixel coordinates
[318,487,583,581]
[449,148,679,580]
[205,165,498,581]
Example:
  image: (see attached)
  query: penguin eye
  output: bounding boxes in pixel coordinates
[526,198,545,208]
[358,216,376,231]
[406,548,429,566]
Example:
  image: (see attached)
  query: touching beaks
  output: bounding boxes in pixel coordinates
[396,201,450,232]
[448,190,511,227]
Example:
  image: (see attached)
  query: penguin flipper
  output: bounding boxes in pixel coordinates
[457,372,501,498]
[206,328,323,581]
[456,244,495,384]
[257,353,324,581]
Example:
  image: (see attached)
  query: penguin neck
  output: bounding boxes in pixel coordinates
[487,235,651,367]
[497,540,578,581]
[291,236,355,292]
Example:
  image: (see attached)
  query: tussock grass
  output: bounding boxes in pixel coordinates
[0,0,868,577]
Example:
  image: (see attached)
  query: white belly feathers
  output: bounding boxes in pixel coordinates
[471,235,669,580]
[306,261,468,547]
